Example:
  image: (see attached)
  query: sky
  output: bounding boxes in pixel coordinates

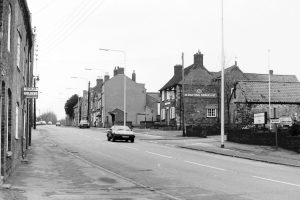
[26,0,300,120]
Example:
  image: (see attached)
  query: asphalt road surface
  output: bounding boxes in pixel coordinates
[7,125,300,200]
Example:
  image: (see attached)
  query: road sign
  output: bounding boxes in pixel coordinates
[23,87,38,99]
[270,118,280,124]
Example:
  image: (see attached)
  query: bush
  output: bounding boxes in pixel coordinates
[289,122,300,136]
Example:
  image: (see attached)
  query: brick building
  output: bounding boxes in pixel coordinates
[0,0,34,181]
[159,51,299,131]
[90,78,103,127]
[159,51,219,130]
[230,81,300,126]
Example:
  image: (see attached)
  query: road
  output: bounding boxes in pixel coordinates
[7,125,300,200]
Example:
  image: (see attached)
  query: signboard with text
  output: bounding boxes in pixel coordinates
[184,88,217,98]
[23,87,38,99]
[254,112,267,124]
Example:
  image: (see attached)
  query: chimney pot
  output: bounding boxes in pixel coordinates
[132,70,136,82]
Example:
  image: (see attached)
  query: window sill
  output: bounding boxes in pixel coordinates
[6,151,12,158]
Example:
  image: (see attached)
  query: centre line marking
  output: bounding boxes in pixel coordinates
[146,151,173,159]
[184,160,227,171]
[253,176,300,187]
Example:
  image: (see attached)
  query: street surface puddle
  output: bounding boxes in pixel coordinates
[99,177,118,184]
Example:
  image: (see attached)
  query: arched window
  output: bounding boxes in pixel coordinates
[7,4,12,51]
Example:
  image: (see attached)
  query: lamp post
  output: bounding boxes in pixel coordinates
[220,0,225,148]
[99,48,127,127]
[71,77,90,124]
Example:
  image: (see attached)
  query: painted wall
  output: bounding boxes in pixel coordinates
[103,74,146,127]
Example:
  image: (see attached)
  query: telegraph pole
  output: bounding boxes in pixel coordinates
[182,52,186,136]
[87,81,90,123]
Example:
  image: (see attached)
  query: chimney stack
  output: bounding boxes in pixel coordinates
[132,70,136,82]
[96,78,103,86]
[193,50,203,67]
[174,65,183,79]
[104,74,110,82]
[113,67,117,76]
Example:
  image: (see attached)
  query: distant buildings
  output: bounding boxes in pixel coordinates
[0,0,35,182]
[73,67,160,128]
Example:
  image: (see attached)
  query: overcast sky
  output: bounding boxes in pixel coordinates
[26,0,300,120]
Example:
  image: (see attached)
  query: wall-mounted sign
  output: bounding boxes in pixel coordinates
[23,87,38,99]
[184,93,217,98]
[254,112,267,124]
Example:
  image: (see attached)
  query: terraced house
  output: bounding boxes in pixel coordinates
[0,0,34,182]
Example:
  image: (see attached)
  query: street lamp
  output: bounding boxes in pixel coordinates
[71,77,90,124]
[99,48,127,127]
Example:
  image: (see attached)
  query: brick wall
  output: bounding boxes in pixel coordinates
[184,84,219,127]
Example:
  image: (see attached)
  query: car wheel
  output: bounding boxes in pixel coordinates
[112,136,116,142]
[107,136,110,141]
[131,139,134,143]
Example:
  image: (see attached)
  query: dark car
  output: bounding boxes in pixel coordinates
[79,120,90,128]
[55,122,61,126]
[107,125,135,143]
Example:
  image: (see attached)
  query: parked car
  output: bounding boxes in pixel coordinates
[279,116,293,129]
[107,125,135,143]
[47,121,52,125]
[56,122,61,126]
[79,120,90,128]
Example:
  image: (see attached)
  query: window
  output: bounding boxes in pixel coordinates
[7,4,12,51]
[207,108,217,118]
[169,91,175,100]
[15,103,19,139]
[16,32,22,70]
[161,108,165,120]
[161,91,165,101]
[170,107,175,119]
[157,103,160,115]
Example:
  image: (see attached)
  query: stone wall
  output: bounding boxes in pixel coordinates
[231,102,300,126]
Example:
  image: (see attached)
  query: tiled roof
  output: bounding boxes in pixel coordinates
[160,64,212,91]
[244,73,299,82]
[235,81,300,103]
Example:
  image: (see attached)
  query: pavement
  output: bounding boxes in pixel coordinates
[0,129,174,200]
[133,128,300,168]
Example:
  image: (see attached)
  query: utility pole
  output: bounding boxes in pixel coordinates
[87,81,90,123]
[182,52,185,136]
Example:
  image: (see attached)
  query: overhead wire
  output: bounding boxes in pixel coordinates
[41,0,106,55]
[39,0,94,48]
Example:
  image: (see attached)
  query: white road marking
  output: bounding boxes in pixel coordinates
[184,160,227,171]
[253,176,300,187]
[146,151,173,159]
[123,146,139,150]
